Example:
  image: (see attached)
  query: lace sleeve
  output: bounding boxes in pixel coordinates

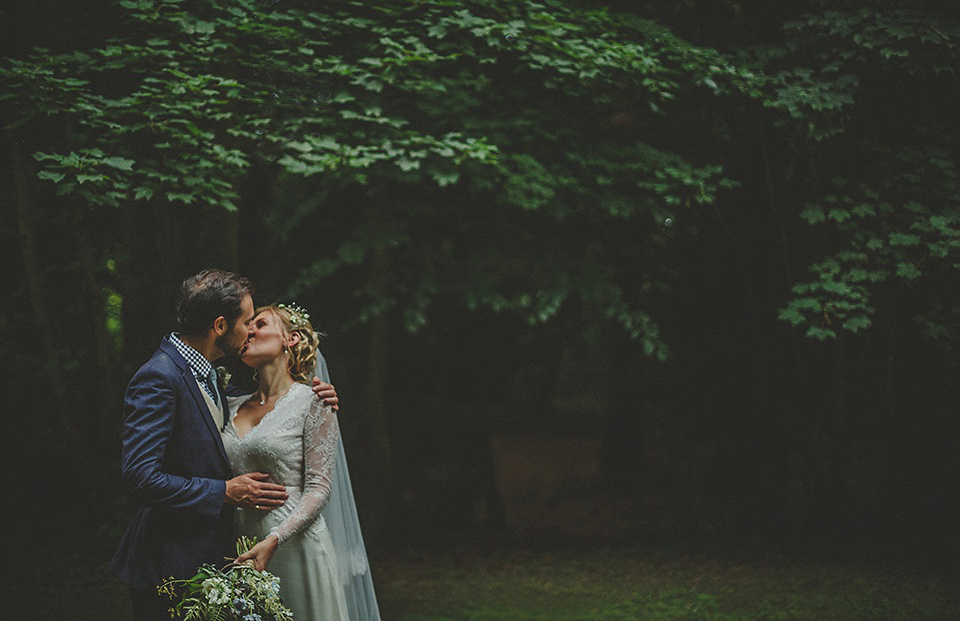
[270,398,339,544]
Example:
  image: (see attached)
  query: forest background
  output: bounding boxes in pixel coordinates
[2,0,959,616]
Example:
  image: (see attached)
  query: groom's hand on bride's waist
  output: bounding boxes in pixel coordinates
[225,472,288,510]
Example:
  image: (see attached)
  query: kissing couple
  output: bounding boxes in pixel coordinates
[111,269,380,620]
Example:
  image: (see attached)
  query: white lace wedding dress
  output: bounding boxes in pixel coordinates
[223,382,349,620]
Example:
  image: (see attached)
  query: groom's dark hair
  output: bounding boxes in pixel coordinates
[177,269,254,336]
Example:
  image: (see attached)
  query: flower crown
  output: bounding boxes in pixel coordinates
[276,302,311,328]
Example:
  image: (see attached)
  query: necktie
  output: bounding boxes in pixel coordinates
[205,367,221,409]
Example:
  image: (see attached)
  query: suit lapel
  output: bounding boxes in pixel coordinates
[161,338,231,470]
[182,368,231,467]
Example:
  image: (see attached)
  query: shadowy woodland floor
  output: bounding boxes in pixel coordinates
[11,435,959,619]
[9,537,960,620]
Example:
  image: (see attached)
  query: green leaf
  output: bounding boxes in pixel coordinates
[896,262,921,279]
[37,170,66,183]
[134,187,155,200]
[432,172,460,187]
[799,203,825,224]
[193,20,216,34]
[842,316,871,333]
[778,307,806,326]
[103,157,135,171]
[805,326,837,340]
[397,158,420,172]
[166,192,196,204]
[827,208,851,223]
[851,203,876,218]
[889,232,921,246]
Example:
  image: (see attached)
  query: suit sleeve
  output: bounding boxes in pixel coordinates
[119,366,226,517]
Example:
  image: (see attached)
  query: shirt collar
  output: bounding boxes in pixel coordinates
[169,332,215,379]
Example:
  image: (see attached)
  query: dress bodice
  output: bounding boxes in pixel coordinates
[222,383,339,544]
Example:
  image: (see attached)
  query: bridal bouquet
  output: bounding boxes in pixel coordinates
[158,537,295,621]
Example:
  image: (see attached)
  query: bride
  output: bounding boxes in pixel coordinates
[221,303,380,620]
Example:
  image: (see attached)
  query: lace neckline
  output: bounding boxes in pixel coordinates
[230,382,305,441]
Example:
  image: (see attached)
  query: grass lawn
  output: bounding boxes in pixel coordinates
[374,546,959,621]
[9,542,958,620]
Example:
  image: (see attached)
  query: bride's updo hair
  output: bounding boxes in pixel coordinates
[258,303,321,383]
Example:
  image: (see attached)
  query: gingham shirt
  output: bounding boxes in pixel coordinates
[169,333,219,404]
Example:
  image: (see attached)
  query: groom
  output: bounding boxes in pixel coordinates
[110,269,339,620]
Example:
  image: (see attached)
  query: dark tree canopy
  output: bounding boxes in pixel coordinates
[2,0,959,555]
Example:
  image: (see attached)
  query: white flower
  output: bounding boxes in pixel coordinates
[201,577,231,605]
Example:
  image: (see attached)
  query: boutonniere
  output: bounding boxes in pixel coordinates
[215,366,232,392]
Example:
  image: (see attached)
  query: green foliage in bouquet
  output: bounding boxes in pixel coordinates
[158,537,294,621]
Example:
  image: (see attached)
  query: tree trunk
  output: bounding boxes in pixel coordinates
[365,239,393,541]
[120,204,160,372]
[72,208,121,446]
[237,164,271,281]
[598,326,645,481]
[6,128,87,460]
[206,206,239,272]
[120,201,184,372]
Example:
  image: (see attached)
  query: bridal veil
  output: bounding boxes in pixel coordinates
[316,353,382,621]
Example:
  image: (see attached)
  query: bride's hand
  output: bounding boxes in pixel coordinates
[311,378,339,411]
[235,535,279,571]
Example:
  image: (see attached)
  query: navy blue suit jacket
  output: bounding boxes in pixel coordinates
[111,336,235,590]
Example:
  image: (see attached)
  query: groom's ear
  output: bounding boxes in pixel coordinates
[213,315,227,335]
